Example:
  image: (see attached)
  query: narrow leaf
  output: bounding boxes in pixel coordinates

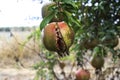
[64,10,80,27]
[40,11,56,30]
[62,0,78,9]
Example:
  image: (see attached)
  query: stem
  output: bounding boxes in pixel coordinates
[68,62,75,79]
[10,31,46,62]
[95,69,102,80]
[52,69,60,80]
[57,59,69,80]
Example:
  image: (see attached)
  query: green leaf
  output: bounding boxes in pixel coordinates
[33,61,46,69]
[64,10,80,27]
[62,0,78,9]
[93,46,100,54]
[40,11,56,31]
[60,54,75,62]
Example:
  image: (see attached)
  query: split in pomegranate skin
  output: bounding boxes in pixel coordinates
[42,21,74,57]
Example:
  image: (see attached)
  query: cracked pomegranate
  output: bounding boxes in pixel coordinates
[41,21,74,56]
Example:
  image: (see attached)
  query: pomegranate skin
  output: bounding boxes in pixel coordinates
[41,2,64,22]
[75,69,90,80]
[90,54,104,69]
[42,21,74,53]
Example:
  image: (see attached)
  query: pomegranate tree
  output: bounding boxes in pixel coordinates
[41,21,74,57]
[36,0,120,79]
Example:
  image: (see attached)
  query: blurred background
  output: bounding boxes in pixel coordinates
[0,0,50,27]
[0,0,49,80]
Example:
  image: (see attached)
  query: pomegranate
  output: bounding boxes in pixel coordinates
[41,21,74,56]
[42,2,55,18]
[101,34,119,48]
[90,54,104,69]
[80,38,98,49]
[41,2,64,22]
[75,69,90,80]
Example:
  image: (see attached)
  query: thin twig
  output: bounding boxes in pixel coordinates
[68,62,75,79]
[10,31,46,62]
[52,66,60,80]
